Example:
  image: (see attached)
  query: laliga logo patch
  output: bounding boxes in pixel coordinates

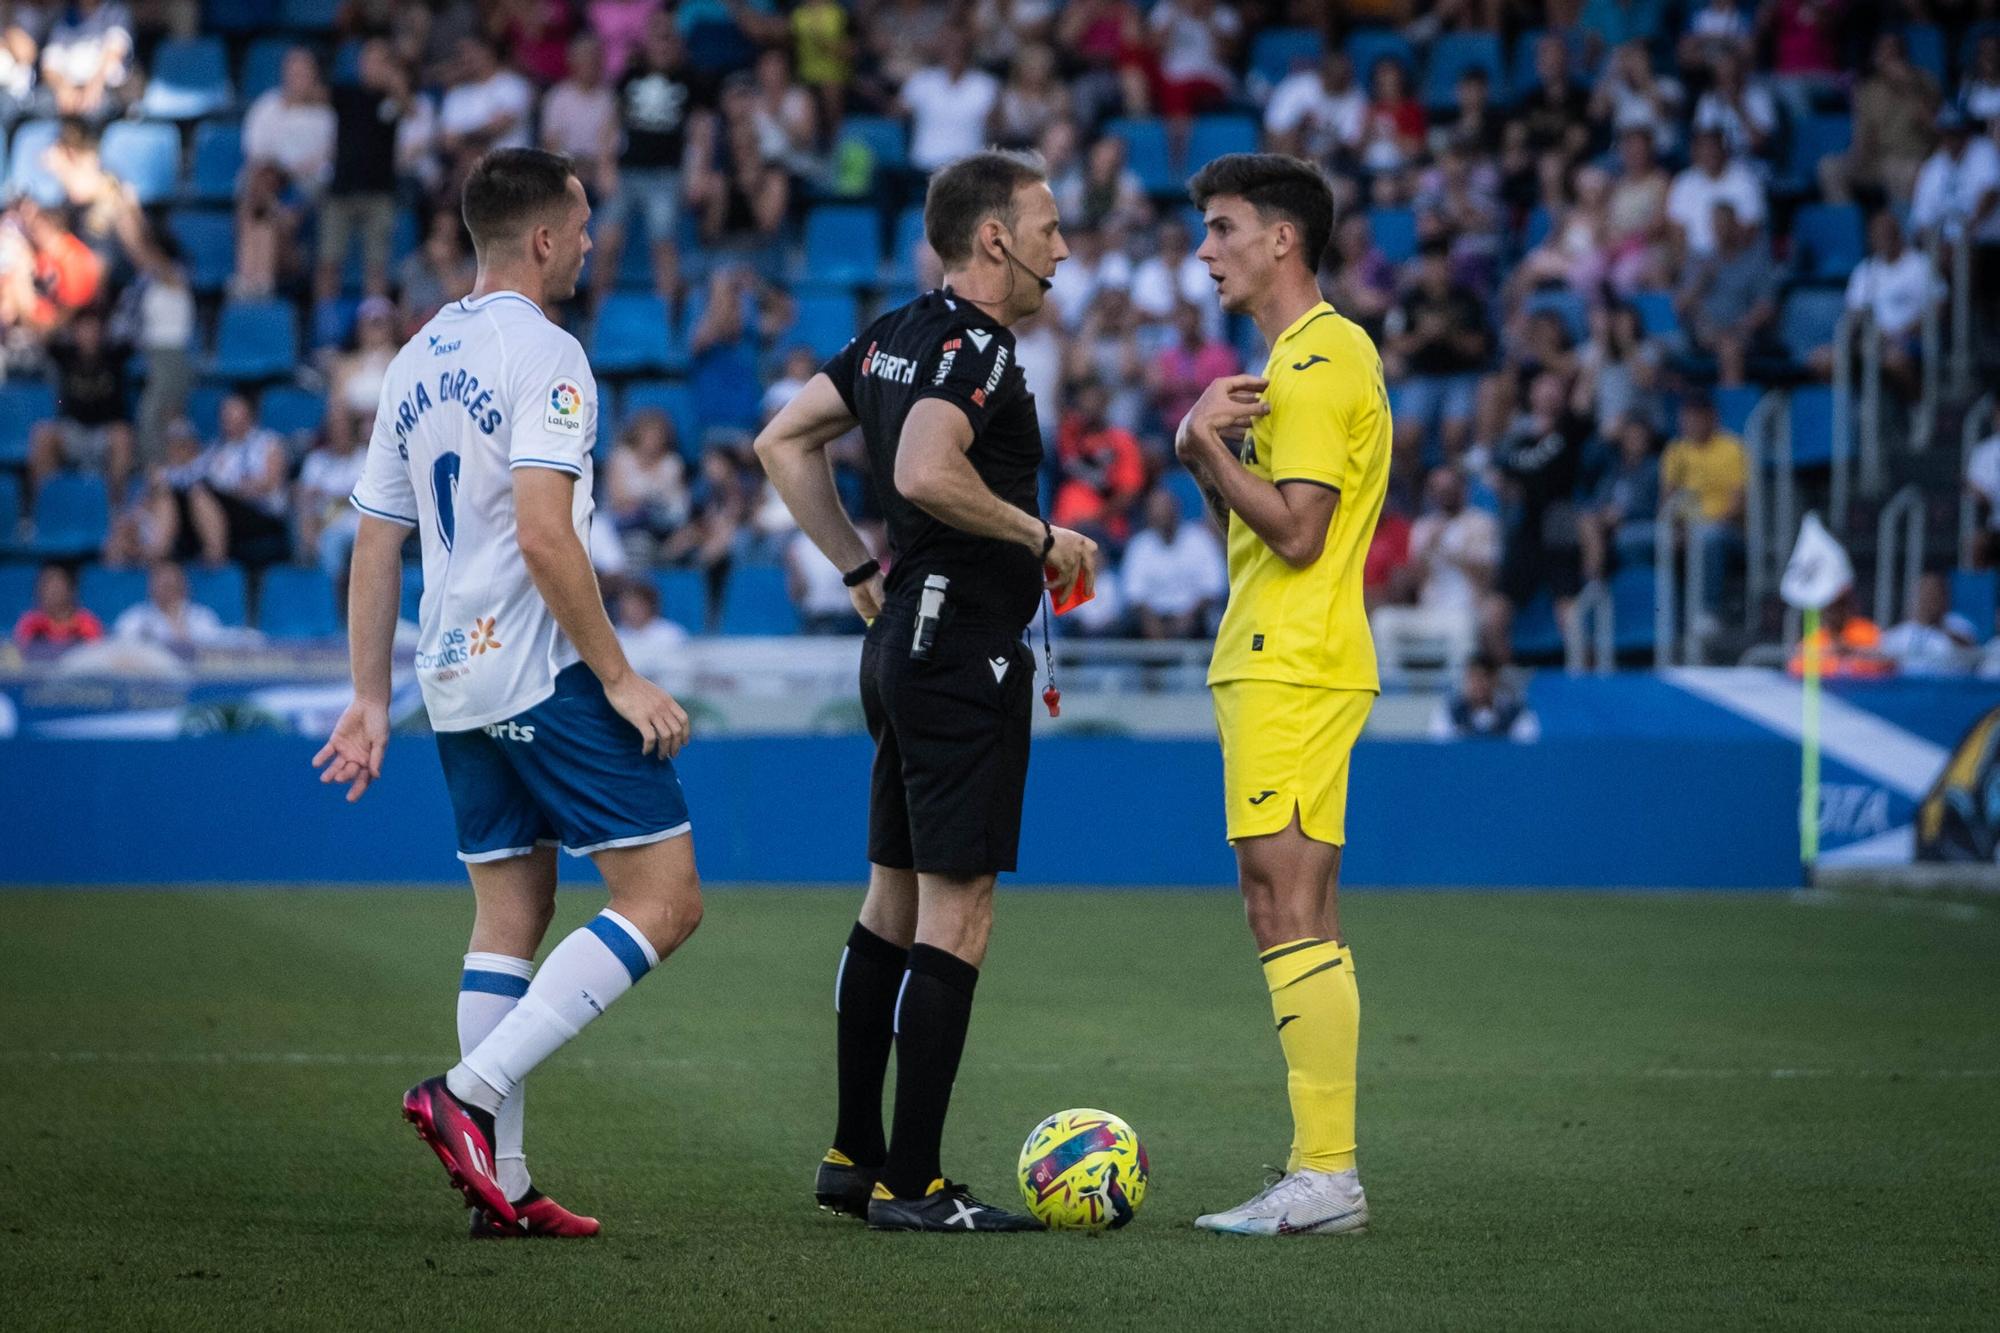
[544,377,584,435]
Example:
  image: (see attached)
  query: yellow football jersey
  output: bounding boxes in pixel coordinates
[1206,301,1391,692]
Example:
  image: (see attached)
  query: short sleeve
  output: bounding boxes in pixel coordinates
[1267,353,1371,490]
[819,335,862,414]
[349,383,418,526]
[913,324,1016,436]
[509,335,596,477]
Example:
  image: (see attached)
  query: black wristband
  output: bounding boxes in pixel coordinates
[841,558,881,588]
[1038,521,1055,562]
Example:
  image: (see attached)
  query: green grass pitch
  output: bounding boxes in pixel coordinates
[3,887,1995,1330]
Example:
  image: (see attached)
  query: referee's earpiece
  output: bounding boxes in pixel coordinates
[996,231,1054,293]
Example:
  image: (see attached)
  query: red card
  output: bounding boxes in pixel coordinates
[1046,563,1096,615]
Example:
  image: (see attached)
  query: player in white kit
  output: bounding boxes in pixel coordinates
[313,149,703,1238]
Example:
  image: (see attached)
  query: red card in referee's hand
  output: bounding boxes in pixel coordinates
[1045,563,1095,615]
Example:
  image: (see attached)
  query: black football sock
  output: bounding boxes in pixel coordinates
[879,944,979,1200]
[831,922,907,1168]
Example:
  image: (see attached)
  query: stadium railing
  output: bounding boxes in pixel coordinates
[1873,483,1926,626]
[1962,391,1994,568]
[1653,491,1708,668]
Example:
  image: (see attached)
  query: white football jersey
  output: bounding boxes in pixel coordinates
[350,289,598,732]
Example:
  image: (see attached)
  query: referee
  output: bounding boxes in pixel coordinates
[754,149,1096,1232]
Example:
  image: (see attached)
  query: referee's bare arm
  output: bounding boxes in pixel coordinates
[896,399,1098,592]
[753,373,883,618]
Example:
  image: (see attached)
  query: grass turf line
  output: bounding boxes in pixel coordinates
[2,888,1995,1330]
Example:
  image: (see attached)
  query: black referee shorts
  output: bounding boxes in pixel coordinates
[861,607,1034,878]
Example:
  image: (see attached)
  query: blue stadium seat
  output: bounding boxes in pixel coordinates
[839,114,907,171]
[1902,25,1948,82]
[790,289,860,361]
[258,566,339,639]
[1165,469,1207,522]
[167,209,234,292]
[1423,33,1505,111]
[331,38,365,86]
[1791,204,1864,281]
[185,384,228,440]
[280,0,342,31]
[78,566,149,623]
[1632,289,1679,338]
[1104,118,1175,196]
[207,0,265,33]
[1951,568,1996,635]
[0,472,21,533]
[187,120,242,204]
[1344,28,1415,82]
[6,119,63,205]
[100,121,182,205]
[1714,385,1764,437]
[1524,288,1587,343]
[190,564,248,626]
[800,205,882,287]
[1368,206,1418,264]
[0,561,36,621]
[1788,385,1839,466]
[0,382,57,465]
[620,381,700,458]
[336,207,419,293]
[1185,115,1259,173]
[239,37,295,104]
[591,294,680,375]
[1510,587,1565,660]
[1251,28,1324,86]
[27,475,109,558]
[260,386,326,439]
[600,207,656,290]
[142,37,233,120]
[209,298,300,381]
[1784,115,1851,193]
[888,205,927,283]
[1611,564,1657,655]
[651,568,708,633]
[399,561,423,623]
[1777,286,1846,366]
[1520,204,1552,252]
[718,564,798,635]
[1506,29,1586,102]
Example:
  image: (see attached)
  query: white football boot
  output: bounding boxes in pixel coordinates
[1194,1167,1369,1237]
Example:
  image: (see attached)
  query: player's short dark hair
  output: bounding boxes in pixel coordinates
[923,149,1048,268]
[1188,153,1335,274]
[461,148,577,253]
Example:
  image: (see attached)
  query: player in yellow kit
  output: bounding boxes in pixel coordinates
[1173,154,1391,1237]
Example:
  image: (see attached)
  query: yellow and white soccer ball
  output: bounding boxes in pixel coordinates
[1016,1108,1148,1230]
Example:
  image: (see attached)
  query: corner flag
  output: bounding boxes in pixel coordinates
[1780,514,1853,876]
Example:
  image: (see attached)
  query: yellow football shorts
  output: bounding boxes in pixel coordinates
[1212,681,1374,846]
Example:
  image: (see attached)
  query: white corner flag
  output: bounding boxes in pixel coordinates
[1780,513,1853,879]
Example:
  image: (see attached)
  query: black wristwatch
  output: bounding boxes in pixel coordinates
[841,558,881,588]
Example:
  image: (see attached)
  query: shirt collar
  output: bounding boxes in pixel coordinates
[459,290,545,316]
[1273,300,1335,350]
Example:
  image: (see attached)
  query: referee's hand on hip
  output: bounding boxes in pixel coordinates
[848,569,886,624]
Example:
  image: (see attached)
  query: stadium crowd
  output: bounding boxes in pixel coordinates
[4,0,2000,680]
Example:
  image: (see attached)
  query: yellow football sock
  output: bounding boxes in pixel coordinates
[1260,938,1358,1175]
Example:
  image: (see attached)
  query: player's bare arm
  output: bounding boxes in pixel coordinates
[313,514,407,801]
[1176,374,1339,567]
[752,372,884,621]
[895,397,1099,593]
[514,467,689,758]
[1174,373,1269,524]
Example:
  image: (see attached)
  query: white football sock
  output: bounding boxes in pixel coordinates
[458,952,535,1200]
[448,910,659,1115]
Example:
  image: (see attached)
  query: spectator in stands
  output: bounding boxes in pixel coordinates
[1666,127,1766,265]
[749,47,819,184]
[599,15,707,301]
[29,307,131,500]
[1066,132,1149,234]
[863,0,955,103]
[1962,34,2000,131]
[1787,586,1890,677]
[1431,66,1502,158]
[40,119,124,255]
[1325,212,1396,343]
[326,297,400,451]
[1365,496,1410,612]
[761,344,820,421]
[786,526,861,634]
[900,30,999,174]
[1415,137,1505,284]
[1129,217,1212,330]
[1674,201,1776,386]
[1760,0,1844,123]
[438,36,536,182]
[314,40,412,304]
[1054,0,1148,125]
[606,407,693,559]
[0,199,102,336]
[1604,128,1671,292]
[112,561,227,652]
[1358,55,1424,176]
[121,419,221,567]
[244,47,337,197]
[232,160,301,300]
[37,0,130,122]
[539,32,618,200]
[497,0,580,87]
[1265,50,1363,162]
[1661,393,1746,625]
[669,447,753,628]
[1121,486,1225,639]
[111,199,193,468]
[1678,0,1753,75]
[1486,371,1589,660]
[1691,48,1777,167]
[1826,32,1937,208]
[1881,571,1979,676]
[1374,463,1499,681]
[12,563,103,657]
[687,264,789,433]
[1517,31,1589,161]
[789,0,852,135]
[689,72,790,243]
[1573,300,1664,440]
[397,206,475,332]
[989,43,1069,152]
[1968,408,2000,568]
[1589,40,1685,156]
[1511,162,1615,299]
[294,425,365,597]
[0,3,43,124]
[971,0,1057,69]
[1578,417,1662,584]
[614,579,689,678]
[1812,211,1942,397]
[1149,300,1239,444]
[1910,106,2000,336]
[1053,379,1146,547]
[1147,0,1238,122]
[1430,653,1540,742]
[1578,0,1671,65]
[202,394,291,567]
[1386,242,1489,465]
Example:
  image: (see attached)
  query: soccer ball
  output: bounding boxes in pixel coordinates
[1016,1108,1149,1230]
